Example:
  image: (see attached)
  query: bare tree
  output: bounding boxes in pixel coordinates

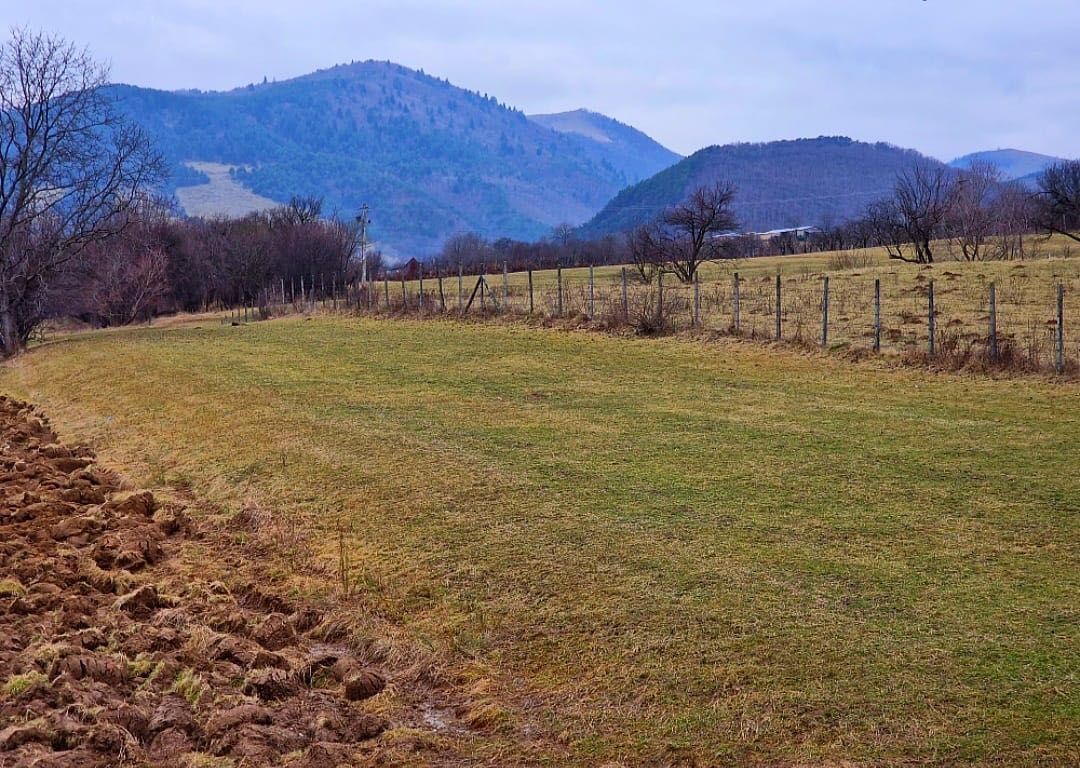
[87,245,168,326]
[659,182,738,282]
[891,160,955,263]
[440,231,489,271]
[0,29,164,354]
[1035,160,1080,242]
[864,199,913,261]
[945,161,999,261]
[626,224,663,283]
[995,182,1036,260]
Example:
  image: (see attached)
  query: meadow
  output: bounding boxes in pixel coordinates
[354,237,1080,372]
[5,314,1077,765]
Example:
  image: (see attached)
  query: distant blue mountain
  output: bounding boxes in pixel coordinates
[111,62,680,256]
[949,149,1065,181]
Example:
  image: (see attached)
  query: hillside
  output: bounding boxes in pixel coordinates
[528,109,681,184]
[111,62,679,256]
[579,137,938,238]
[949,148,1064,181]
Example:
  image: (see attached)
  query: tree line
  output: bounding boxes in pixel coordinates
[48,195,369,329]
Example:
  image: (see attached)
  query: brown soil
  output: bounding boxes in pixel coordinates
[0,396,420,767]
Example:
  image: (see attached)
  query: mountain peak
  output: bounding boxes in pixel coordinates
[949,148,1064,181]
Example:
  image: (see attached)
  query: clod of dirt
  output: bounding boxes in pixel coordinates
[301,740,360,768]
[214,723,308,763]
[289,607,324,633]
[344,669,386,701]
[147,726,194,763]
[52,456,94,473]
[114,583,164,618]
[106,703,152,742]
[0,721,51,751]
[251,612,297,651]
[49,512,95,540]
[244,667,298,700]
[148,695,198,737]
[53,654,128,684]
[211,633,287,670]
[104,490,156,518]
[204,703,273,737]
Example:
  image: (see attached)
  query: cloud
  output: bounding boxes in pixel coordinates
[5,0,1079,159]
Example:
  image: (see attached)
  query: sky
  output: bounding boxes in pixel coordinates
[5,1,1080,161]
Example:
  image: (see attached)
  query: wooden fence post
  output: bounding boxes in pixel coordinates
[382,275,389,308]
[557,266,563,315]
[480,270,487,311]
[734,272,740,332]
[588,264,595,318]
[458,264,464,310]
[657,270,664,324]
[621,267,628,321]
[437,267,446,312]
[873,278,881,353]
[693,271,700,327]
[400,271,407,309]
[418,269,424,312]
[1057,284,1066,374]
[774,273,781,341]
[332,274,337,310]
[821,275,830,347]
[528,268,534,314]
[300,276,306,309]
[988,282,998,362]
[928,279,936,357]
[280,278,285,307]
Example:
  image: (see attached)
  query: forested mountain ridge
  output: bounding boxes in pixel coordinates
[579,136,941,238]
[110,61,679,255]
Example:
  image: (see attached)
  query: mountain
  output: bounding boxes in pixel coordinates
[949,149,1064,181]
[527,109,681,182]
[579,136,939,238]
[111,62,679,256]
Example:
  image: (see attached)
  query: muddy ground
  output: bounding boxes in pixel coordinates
[0,396,466,767]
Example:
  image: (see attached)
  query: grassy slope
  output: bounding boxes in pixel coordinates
[4,318,1078,765]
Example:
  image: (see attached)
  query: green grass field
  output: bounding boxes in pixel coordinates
[4,317,1078,765]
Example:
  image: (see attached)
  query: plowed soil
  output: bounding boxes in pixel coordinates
[0,397,417,767]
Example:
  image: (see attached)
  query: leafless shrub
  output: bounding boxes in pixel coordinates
[827,251,874,270]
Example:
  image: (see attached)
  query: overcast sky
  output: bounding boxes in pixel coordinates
[6,1,1079,160]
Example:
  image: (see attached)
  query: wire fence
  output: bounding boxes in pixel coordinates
[229,261,1079,376]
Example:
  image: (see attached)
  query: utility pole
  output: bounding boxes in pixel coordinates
[356,204,370,294]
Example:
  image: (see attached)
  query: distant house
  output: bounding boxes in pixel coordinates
[397,258,423,281]
[755,226,821,243]
[711,226,822,243]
